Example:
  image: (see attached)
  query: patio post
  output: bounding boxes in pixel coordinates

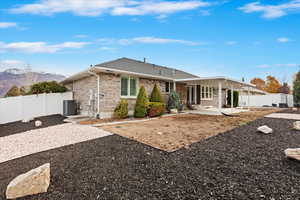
[247,86,250,110]
[173,81,176,92]
[194,85,197,105]
[231,85,234,109]
[218,81,222,111]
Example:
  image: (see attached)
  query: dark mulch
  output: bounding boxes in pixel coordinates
[1,117,300,199]
[0,115,66,137]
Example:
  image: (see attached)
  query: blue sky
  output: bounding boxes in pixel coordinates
[0,0,300,84]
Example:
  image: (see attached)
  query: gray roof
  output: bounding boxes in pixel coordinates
[95,57,198,79]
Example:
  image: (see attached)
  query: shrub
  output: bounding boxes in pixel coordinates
[28,81,68,94]
[134,86,149,118]
[148,102,165,117]
[150,84,164,103]
[227,90,239,107]
[114,99,128,119]
[167,91,180,111]
[5,85,21,97]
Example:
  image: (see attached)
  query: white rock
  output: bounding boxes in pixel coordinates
[35,120,42,127]
[293,121,300,130]
[284,148,300,161]
[257,125,273,134]
[170,109,178,114]
[6,163,50,199]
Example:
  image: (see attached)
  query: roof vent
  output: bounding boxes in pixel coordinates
[159,70,163,75]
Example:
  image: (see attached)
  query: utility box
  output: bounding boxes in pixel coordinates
[63,100,77,116]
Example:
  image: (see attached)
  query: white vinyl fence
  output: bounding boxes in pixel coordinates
[0,92,73,124]
[239,93,293,107]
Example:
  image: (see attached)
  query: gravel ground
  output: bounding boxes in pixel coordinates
[0,115,66,137]
[0,116,300,199]
[0,123,112,164]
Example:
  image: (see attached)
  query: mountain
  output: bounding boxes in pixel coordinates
[0,68,66,97]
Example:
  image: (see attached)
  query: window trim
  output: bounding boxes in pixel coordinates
[120,76,139,98]
[201,85,214,100]
[165,81,174,93]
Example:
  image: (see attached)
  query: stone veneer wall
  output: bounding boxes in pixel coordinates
[65,73,169,118]
[65,75,98,115]
[176,83,188,104]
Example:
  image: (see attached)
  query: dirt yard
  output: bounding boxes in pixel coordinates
[100,108,279,152]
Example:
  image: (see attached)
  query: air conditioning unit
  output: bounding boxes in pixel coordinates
[63,100,77,116]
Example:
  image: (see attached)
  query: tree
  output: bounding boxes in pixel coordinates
[150,84,164,103]
[28,81,68,94]
[19,86,27,95]
[250,78,266,90]
[278,82,290,94]
[167,91,180,111]
[114,99,128,119]
[5,86,20,97]
[293,70,300,104]
[265,76,282,93]
[134,86,149,118]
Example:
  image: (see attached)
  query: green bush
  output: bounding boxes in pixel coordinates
[134,86,149,118]
[148,102,165,117]
[114,99,128,119]
[28,81,68,94]
[167,91,180,111]
[227,90,239,107]
[5,85,21,97]
[150,84,164,103]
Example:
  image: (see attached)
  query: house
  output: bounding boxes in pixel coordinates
[61,57,255,118]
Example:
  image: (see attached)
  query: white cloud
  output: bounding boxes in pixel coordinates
[226,41,237,45]
[0,41,90,53]
[239,1,300,19]
[277,37,291,43]
[10,0,211,17]
[111,1,209,16]
[118,36,202,45]
[0,59,24,65]
[0,22,17,29]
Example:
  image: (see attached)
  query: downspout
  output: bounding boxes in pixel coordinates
[88,65,100,118]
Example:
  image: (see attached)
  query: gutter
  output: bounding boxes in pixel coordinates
[87,66,100,118]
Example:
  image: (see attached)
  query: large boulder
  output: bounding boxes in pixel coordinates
[285,148,300,161]
[257,125,273,134]
[6,163,50,199]
[293,121,300,131]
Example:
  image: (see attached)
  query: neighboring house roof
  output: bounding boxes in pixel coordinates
[95,57,198,79]
[62,57,198,84]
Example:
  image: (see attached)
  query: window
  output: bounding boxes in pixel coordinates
[165,82,174,93]
[201,85,213,100]
[121,76,138,98]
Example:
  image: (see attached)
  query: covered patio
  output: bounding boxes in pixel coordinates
[175,76,256,115]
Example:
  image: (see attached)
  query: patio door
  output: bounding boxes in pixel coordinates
[187,85,201,104]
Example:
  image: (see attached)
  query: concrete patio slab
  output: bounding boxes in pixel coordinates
[0,123,112,164]
[265,113,300,120]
